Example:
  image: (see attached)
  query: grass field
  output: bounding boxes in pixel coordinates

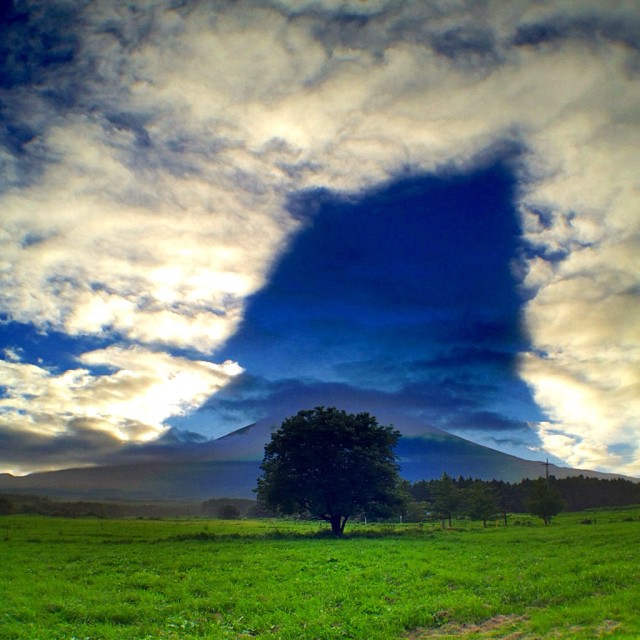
[1,509,639,639]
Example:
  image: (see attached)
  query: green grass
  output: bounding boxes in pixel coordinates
[1,510,639,639]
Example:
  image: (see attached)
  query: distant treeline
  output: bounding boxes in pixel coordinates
[1,474,638,520]
[0,494,258,519]
[404,474,640,523]
[0,494,204,518]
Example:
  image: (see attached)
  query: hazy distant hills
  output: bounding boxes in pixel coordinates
[0,420,630,501]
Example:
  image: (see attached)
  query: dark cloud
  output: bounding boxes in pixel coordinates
[420,347,515,370]
[432,26,499,65]
[514,12,640,51]
[0,419,124,472]
[0,3,81,189]
[200,374,443,435]
[0,2,79,90]
[105,112,152,149]
[0,413,239,471]
[444,410,531,433]
[198,365,540,449]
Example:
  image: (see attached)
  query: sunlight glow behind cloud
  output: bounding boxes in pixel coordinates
[0,0,638,474]
[0,348,242,474]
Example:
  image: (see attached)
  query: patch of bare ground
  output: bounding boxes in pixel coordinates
[562,620,622,638]
[406,616,624,639]
[405,613,528,639]
[597,620,622,636]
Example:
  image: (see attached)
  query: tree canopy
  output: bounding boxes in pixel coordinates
[431,472,460,528]
[525,478,564,525]
[256,407,402,535]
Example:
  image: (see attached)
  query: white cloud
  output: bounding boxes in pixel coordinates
[1,0,639,473]
[515,46,640,474]
[0,347,242,472]
[0,118,295,351]
[2,347,22,362]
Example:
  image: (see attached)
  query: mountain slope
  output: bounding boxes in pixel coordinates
[0,420,631,501]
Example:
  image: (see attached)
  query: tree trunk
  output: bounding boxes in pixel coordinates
[330,514,343,536]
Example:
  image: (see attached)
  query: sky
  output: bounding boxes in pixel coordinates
[0,0,639,477]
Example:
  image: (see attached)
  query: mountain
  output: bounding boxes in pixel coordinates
[0,420,631,501]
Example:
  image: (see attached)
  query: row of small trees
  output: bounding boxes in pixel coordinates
[401,474,564,527]
[404,473,640,525]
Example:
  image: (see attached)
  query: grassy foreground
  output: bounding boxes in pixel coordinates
[1,510,639,639]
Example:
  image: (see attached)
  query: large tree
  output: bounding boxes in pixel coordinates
[256,407,403,535]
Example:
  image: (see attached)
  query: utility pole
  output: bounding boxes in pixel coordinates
[544,458,550,480]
